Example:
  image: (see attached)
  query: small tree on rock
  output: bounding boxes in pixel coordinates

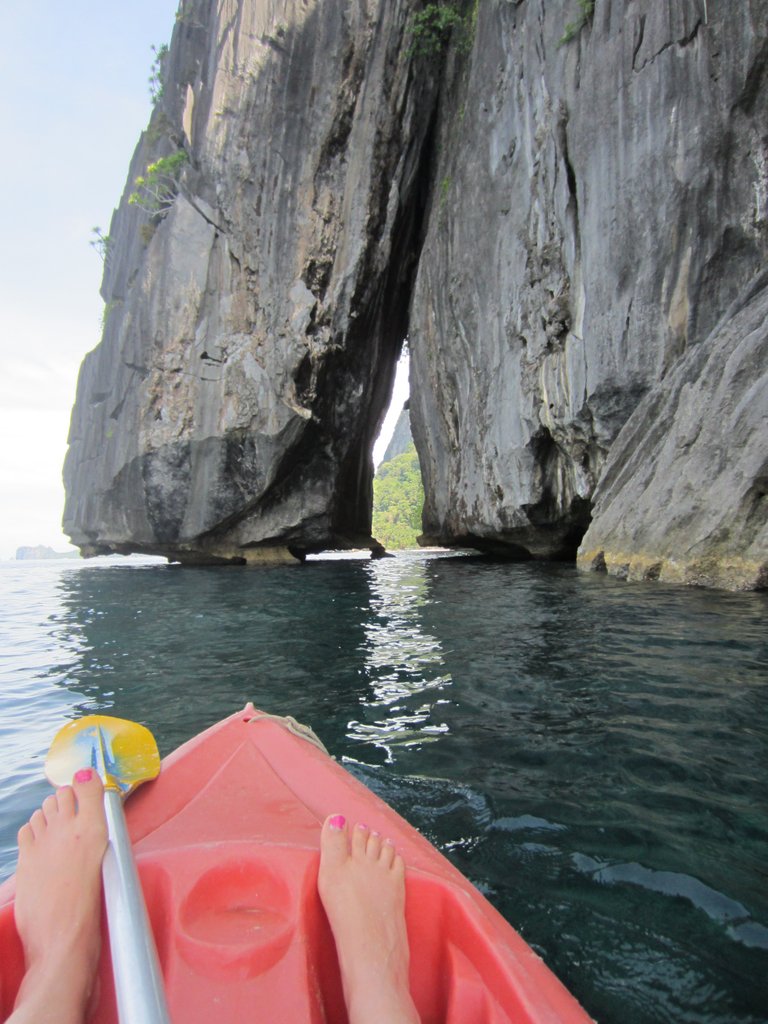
[128,150,188,216]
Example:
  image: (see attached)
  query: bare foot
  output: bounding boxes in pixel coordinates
[318,815,420,1024]
[10,769,107,1024]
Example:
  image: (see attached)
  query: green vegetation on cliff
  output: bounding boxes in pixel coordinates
[559,0,594,45]
[372,443,424,550]
[407,1,477,59]
[129,150,188,215]
[149,43,169,104]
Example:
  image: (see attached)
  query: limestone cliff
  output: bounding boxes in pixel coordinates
[577,271,768,589]
[381,403,413,465]
[410,0,768,586]
[65,0,436,563]
[64,0,768,587]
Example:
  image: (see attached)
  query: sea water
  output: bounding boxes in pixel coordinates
[0,552,766,1023]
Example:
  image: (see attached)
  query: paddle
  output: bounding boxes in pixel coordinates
[46,715,171,1024]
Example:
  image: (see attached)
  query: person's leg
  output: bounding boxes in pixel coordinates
[9,769,107,1024]
[318,815,420,1024]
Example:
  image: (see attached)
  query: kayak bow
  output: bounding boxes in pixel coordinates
[0,705,593,1023]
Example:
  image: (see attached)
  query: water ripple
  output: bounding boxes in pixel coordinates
[0,554,766,1023]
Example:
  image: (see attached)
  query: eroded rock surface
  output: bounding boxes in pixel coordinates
[577,272,768,590]
[64,0,436,563]
[64,0,768,587]
[410,0,768,583]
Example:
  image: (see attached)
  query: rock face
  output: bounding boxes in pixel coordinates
[64,0,437,563]
[380,403,413,465]
[409,0,768,580]
[64,0,768,587]
[577,272,768,590]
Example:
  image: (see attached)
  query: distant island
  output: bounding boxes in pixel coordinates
[15,545,80,561]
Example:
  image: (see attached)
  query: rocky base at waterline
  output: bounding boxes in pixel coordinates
[577,274,768,591]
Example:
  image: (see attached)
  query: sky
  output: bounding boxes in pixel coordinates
[0,3,407,560]
[0,1,179,559]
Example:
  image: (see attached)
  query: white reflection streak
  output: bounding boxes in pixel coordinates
[348,557,452,760]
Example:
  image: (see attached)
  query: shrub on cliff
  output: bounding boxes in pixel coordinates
[372,443,425,549]
[149,43,169,104]
[559,0,594,45]
[128,150,188,216]
[407,1,476,59]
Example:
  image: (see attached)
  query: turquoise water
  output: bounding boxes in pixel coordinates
[0,552,766,1023]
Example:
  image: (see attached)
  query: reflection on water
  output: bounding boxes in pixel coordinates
[348,556,453,759]
[1,553,767,1024]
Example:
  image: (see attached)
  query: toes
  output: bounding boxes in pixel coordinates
[351,822,369,858]
[55,785,76,819]
[379,838,396,868]
[366,830,383,860]
[29,809,47,840]
[41,793,59,823]
[17,822,34,850]
[391,850,406,882]
[341,822,402,870]
[320,814,349,867]
[72,771,105,820]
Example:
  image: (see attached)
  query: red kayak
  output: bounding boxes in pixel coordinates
[0,706,592,1022]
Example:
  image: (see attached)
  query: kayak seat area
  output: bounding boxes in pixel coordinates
[136,844,526,1023]
[176,854,295,978]
[406,874,537,1023]
[0,849,529,1023]
[124,844,331,1021]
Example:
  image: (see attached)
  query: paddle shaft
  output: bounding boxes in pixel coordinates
[102,788,171,1024]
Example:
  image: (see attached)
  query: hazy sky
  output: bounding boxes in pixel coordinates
[0,1,179,559]
[0,3,407,560]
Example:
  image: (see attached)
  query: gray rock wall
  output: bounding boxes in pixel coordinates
[577,271,768,590]
[380,404,414,465]
[410,0,768,580]
[64,0,768,587]
[64,0,437,562]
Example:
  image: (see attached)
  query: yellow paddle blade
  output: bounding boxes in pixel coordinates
[46,715,161,796]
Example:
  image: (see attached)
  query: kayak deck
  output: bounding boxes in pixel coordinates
[0,706,592,1023]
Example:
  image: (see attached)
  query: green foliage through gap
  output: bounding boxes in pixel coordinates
[372,443,425,550]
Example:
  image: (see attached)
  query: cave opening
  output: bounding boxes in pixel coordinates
[326,94,440,554]
[368,351,427,554]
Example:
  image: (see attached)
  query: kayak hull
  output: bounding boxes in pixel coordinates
[0,706,592,1022]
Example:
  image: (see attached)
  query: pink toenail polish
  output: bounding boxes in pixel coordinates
[74,768,93,783]
[356,822,368,830]
[328,815,346,830]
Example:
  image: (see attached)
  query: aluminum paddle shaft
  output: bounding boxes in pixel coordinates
[46,715,169,1022]
[103,788,171,1024]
